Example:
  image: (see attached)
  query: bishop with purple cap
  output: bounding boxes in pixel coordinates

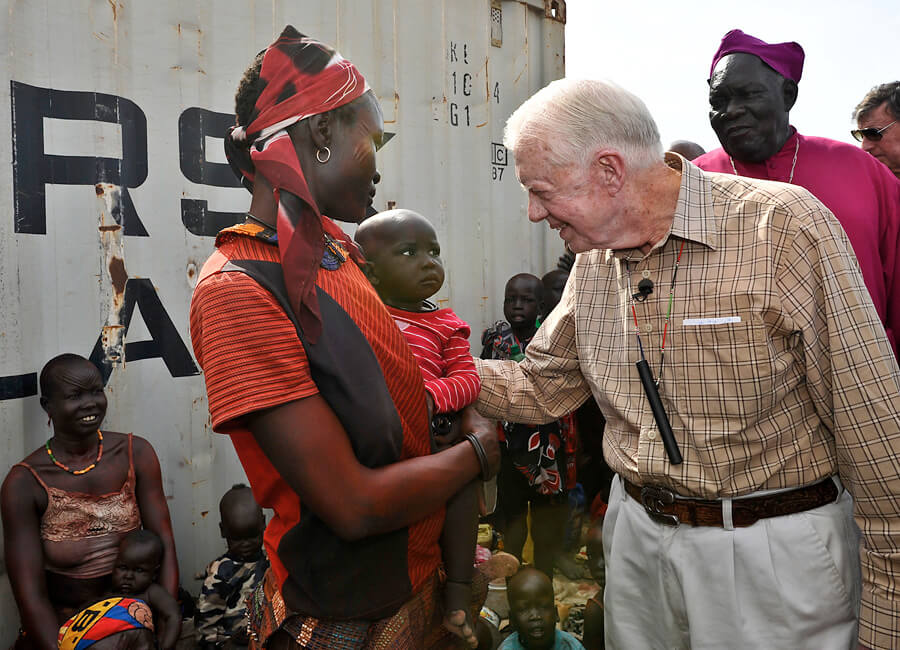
[694,29,900,366]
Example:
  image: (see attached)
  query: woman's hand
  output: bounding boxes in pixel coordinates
[460,406,500,478]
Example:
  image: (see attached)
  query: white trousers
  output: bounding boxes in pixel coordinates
[603,475,860,650]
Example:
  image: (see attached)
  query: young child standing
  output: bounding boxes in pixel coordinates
[356,209,483,647]
[482,274,578,579]
[500,567,585,649]
[196,484,268,649]
[58,530,181,650]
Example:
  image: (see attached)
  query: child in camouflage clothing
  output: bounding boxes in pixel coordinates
[197,484,268,648]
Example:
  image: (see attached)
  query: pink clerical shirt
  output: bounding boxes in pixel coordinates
[695,128,900,360]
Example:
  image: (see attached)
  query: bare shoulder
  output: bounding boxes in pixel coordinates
[100,430,133,450]
[128,433,156,453]
[3,440,52,483]
[2,462,37,491]
[106,432,157,458]
[128,435,163,475]
[1,461,44,512]
[22,433,75,465]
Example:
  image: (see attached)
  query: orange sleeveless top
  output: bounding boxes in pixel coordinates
[15,434,141,579]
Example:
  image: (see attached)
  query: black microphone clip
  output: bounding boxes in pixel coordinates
[633,278,654,302]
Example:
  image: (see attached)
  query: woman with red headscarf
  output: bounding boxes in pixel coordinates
[189,27,499,649]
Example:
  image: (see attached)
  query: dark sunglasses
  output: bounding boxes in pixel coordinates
[851,120,897,142]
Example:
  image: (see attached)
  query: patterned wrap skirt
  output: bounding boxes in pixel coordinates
[247,566,489,649]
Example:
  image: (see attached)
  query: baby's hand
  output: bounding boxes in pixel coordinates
[442,580,477,648]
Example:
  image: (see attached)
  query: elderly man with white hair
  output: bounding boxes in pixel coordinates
[475,78,900,650]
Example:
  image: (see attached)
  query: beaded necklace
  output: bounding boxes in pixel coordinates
[46,430,103,475]
[244,212,348,269]
[629,239,686,387]
[244,212,272,230]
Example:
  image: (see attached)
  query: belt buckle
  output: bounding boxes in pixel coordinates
[640,485,679,526]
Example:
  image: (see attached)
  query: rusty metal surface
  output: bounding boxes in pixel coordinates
[0,1,563,638]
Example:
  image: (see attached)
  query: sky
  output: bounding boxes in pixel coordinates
[564,0,900,153]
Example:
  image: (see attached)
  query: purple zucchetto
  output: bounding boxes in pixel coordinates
[709,29,805,82]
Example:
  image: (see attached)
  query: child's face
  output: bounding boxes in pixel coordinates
[504,277,542,330]
[222,504,265,562]
[367,217,445,311]
[509,572,558,650]
[111,542,158,595]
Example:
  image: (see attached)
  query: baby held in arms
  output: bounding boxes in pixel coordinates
[357,208,484,647]
[58,530,180,649]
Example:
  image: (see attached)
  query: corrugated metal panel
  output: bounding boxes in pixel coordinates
[0,0,564,638]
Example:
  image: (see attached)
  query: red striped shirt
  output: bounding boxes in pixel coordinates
[387,306,481,414]
[189,224,442,597]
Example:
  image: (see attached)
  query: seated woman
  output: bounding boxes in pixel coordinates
[1,353,178,649]
[189,26,499,648]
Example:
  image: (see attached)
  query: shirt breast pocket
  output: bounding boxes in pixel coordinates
[673,310,775,421]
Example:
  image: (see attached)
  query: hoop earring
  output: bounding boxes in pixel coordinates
[316,147,331,164]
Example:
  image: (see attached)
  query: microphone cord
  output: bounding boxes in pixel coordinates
[628,238,687,387]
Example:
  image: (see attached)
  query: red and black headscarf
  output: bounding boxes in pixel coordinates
[225,25,369,343]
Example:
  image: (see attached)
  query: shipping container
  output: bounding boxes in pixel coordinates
[0,0,565,638]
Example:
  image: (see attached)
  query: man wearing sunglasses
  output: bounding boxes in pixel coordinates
[853,82,900,179]
[694,30,900,363]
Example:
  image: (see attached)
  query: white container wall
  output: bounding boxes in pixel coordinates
[0,0,564,637]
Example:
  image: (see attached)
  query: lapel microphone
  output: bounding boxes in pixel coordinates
[633,278,654,302]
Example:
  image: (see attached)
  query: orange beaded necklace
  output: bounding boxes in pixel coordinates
[45,430,103,475]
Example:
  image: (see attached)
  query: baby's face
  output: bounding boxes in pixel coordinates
[111,543,158,595]
[369,217,445,310]
[509,574,558,650]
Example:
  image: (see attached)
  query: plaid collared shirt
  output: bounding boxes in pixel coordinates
[476,154,900,648]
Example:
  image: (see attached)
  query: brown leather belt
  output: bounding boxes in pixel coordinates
[622,477,838,527]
